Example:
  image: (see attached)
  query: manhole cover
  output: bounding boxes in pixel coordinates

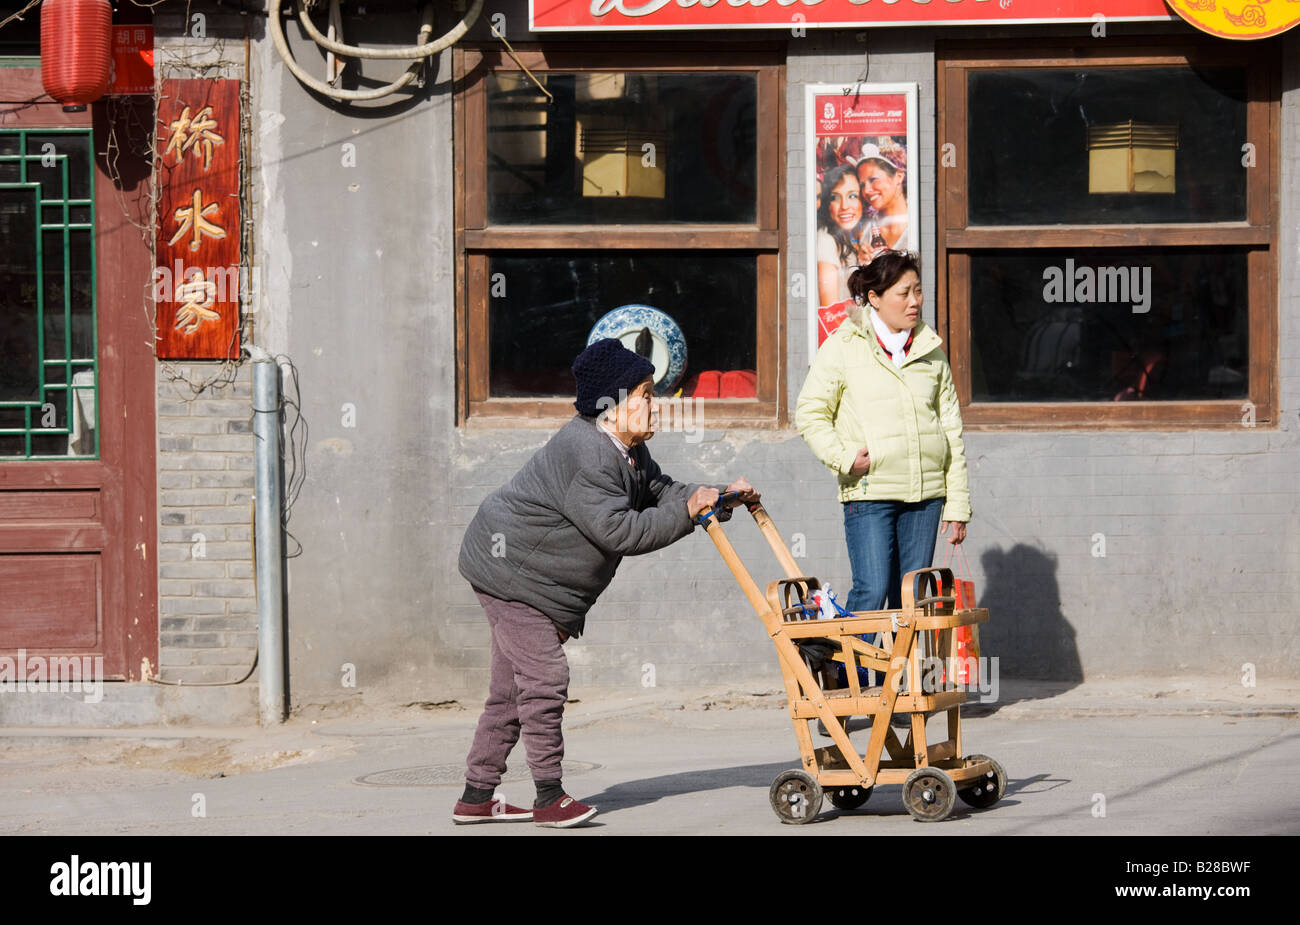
[354,760,602,787]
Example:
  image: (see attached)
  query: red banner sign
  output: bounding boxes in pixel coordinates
[109,25,154,96]
[154,79,242,360]
[815,93,906,137]
[531,0,1174,30]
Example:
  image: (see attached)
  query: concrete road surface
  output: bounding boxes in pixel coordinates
[1,678,1297,836]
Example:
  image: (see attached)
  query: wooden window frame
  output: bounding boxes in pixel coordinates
[936,38,1280,430]
[453,44,786,426]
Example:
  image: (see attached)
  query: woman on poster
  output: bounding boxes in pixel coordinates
[855,141,909,254]
[816,164,866,310]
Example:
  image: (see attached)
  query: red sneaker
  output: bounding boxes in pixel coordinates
[451,797,534,824]
[533,795,598,828]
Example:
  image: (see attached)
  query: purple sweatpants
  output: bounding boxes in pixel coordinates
[464,589,570,788]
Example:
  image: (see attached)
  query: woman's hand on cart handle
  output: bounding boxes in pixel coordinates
[723,477,760,508]
[692,480,760,523]
[849,446,871,477]
[687,486,722,520]
[941,521,967,545]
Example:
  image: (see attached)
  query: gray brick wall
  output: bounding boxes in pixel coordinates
[155,365,257,684]
[149,7,256,687]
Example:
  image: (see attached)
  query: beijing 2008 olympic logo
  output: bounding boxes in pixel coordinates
[1164,0,1300,39]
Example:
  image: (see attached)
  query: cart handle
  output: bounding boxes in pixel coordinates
[694,490,743,525]
[907,567,956,610]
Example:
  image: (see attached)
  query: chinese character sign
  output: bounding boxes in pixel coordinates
[154,79,241,359]
[109,25,154,96]
[806,83,919,353]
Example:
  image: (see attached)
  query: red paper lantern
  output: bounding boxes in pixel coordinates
[41,0,114,113]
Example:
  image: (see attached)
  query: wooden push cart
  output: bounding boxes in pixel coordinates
[698,494,1006,824]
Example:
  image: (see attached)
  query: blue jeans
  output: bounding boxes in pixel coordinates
[843,497,946,613]
[838,498,945,688]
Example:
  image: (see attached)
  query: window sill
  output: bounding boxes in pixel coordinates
[960,399,1272,430]
[462,397,784,429]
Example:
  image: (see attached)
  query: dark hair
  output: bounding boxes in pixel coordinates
[856,156,900,180]
[816,164,865,266]
[847,250,921,306]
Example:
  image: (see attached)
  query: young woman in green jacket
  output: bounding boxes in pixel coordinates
[796,250,970,621]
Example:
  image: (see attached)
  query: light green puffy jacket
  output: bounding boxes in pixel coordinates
[795,313,971,523]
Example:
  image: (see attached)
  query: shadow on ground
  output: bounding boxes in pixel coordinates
[967,543,1084,715]
[580,759,1048,825]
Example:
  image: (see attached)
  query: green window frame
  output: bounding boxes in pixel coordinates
[0,127,98,459]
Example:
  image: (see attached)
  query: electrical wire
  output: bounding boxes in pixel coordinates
[850,34,871,109]
[269,0,482,102]
[489,20,551,103]
[149,650,259,685]
[276,353,308,560]
[0,0,42,33]
[269,0,426,101]
[294,0,478,59]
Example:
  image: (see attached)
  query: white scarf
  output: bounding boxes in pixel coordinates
[869,308,910,368]
[597,416,634,465]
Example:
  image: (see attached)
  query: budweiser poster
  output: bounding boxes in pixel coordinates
[806,83,919,354]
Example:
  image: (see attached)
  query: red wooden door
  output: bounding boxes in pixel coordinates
[0,70,157,682]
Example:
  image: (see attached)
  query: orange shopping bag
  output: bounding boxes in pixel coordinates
[936,545,979,686]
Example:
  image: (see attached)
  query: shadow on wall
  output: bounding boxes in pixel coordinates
[978,543,1083,687]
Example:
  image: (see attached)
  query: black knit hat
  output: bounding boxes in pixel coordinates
[572,338,656,417]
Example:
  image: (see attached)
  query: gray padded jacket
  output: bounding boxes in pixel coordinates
[457,414,712,638]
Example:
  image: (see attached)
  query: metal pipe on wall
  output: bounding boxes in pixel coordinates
[251,347,286,725]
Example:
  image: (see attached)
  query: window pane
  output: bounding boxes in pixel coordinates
[42,229,66,360]
[29,390,74,457]
[487,72,757,224]
[26,133,92,200]
[0,185,40,402]
[968,68,1247,225]
[68,230,94,359]
[970,249,1248,402]
[488,252,757,398]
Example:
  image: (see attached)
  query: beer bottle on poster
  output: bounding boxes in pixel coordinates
[869,221,887,254]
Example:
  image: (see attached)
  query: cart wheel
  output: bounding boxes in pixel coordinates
[828,785,872,811]
[902,767,956,822]
[769,770,823,824]
[957,754,1006,809]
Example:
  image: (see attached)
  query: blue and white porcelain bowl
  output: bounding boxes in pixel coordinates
[587,304,687,396]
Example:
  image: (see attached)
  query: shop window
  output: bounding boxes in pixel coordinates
[938,41,1278,428]
[455,46,784,423]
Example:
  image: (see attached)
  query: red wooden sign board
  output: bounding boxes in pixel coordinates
[154,79,241,360]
